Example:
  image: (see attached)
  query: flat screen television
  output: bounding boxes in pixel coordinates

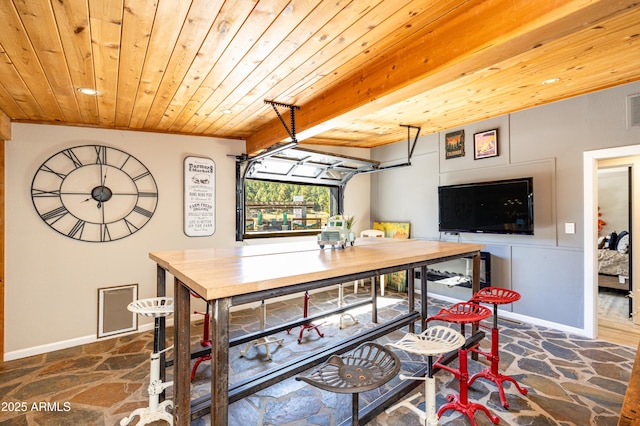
[438,177,534,235]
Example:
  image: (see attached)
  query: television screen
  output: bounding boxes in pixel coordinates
[438,177,534,235]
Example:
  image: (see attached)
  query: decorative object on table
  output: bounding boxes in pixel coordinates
[473,129,498,159]
[296,342,400,426]
[386,325,466,426]
[469,287,528,408]
[373,221,411,292]
[184,156,215,237]
[317,214,356,249]
[445,129,465,159]
[345,214,356,242]
[31,144,158,242]
[121,297,174,426]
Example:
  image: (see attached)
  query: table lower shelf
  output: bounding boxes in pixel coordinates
[187,311,484,425]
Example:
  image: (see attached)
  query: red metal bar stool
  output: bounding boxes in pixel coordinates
[469,287,528,408]
[427,302,499,426]
[189,291,213,381]
[287,291,324,343]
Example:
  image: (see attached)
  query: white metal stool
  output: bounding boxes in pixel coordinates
[240,300,284,360]
[386,325,466,426]
[355,229,386,295]
[338,283,358,329]
[121,297,174,426]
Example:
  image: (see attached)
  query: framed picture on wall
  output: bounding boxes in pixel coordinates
[445,130,465,159]
[474,129,498,159]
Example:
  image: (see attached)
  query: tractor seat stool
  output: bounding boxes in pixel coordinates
[426,302,499,426]
[121,297,174,426]
[469,287,528,408]
[385,325,466,426]
[296,342,400,426]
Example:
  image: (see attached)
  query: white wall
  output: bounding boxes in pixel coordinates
[598,167,630,236]
[5,124,371,359]
[371,80,640,331]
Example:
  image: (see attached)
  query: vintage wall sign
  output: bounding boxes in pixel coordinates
[184,156,215,237]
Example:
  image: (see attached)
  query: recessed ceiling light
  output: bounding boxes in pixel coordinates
[221,108,232,114]
[542,78,560,85]
[77,87,99,96]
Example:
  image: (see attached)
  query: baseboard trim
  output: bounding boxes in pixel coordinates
[3,286,341,362]
[427,292,586,337]
[4,313,202,362]
[6,287,585,362]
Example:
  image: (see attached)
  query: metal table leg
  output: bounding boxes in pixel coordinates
[173,279,191,425]
[211,297,231,425]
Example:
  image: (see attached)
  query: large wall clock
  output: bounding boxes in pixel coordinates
[31,144,158,242]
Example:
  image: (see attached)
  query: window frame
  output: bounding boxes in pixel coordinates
[235,146,378,241]
[239,178,343,240]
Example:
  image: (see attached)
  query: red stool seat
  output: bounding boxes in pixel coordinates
[470,286,520,306]
[427,302,498,426]
[428,301,492,328]
[469,287,528,408]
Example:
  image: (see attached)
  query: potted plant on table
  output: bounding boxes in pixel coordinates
[345,215,356,244]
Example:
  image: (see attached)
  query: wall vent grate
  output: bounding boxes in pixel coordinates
[98,284,138,338]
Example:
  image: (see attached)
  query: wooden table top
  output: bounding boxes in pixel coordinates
[151,239,484,301]
[149,237,407,267]
[619,341,640,425]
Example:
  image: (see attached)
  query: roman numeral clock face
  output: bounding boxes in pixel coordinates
[31,145,158,242]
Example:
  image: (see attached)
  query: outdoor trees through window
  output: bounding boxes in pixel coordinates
[244,179,336,235]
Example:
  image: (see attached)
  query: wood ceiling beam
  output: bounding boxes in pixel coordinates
[0,110,10,141]
[246,0,636,155]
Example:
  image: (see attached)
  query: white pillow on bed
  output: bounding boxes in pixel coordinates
[617,234,630,254]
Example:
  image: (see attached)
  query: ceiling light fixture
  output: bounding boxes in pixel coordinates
[542,78,560,85]
[77,87,99,96]
[221,108,232,114]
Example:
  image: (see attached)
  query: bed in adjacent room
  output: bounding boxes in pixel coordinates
[598,231,630,291]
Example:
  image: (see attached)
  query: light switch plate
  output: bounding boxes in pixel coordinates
[565,223,576,234]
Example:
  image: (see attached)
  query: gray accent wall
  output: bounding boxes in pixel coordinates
[371,80,640,329]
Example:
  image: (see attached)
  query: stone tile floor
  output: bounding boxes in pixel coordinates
[0,284,635,425]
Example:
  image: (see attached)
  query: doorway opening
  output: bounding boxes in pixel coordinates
[584,145,640,344]
[596,165,632,324]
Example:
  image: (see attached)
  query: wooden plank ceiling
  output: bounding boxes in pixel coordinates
[0,0,639,154]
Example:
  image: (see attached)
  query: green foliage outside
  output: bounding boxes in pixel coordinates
[245,180,330,211]
[244,180,331,232]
